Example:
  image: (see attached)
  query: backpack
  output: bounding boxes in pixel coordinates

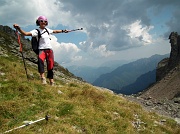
[31,28,49,54]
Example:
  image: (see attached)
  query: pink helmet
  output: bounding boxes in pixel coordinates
[36,16,48,26]
[37,16,48,21]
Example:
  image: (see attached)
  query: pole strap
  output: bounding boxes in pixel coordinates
[15,30,23,52]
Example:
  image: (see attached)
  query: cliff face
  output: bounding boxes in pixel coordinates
[169,32,180,67]
[141,32,180,100]
[156,32,180,81]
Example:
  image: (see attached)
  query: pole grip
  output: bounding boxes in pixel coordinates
[45,115,50,121]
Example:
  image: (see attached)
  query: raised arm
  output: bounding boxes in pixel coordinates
[13,24,32,36]
[53,29,69,33]
[53,28,83,33]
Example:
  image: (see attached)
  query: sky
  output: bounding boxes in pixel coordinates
[1,0,180,67]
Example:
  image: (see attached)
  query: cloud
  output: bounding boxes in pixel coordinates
[50,35,82,64]
[122,20,153,44]
[1,0,180,66]
[80,42,115,58]
[55,0,180,51]
[0,0,71,27]
[166,9,180,35]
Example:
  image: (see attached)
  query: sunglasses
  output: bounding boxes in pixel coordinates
[39,20,48,23]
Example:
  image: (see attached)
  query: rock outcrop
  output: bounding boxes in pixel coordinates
[156,32,180,81]
[140,32,180,100]
[127,33,180,121]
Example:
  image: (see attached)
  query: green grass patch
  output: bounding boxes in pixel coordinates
[0,34,180,133]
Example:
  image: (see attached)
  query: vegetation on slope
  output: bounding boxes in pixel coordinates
[0,26,179,133]
[0,50,179,134]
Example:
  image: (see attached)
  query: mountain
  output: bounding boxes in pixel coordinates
[93,54,169,92]
[1,25,179,133]
[125,32,180,122]
[100,59,134,68]
[119,70,156,95]
[67,66,112,83]
[67,60,132,84]
[0,25,81,80]
[140,32,180,100]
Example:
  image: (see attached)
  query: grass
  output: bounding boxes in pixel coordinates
[0,48,180,133]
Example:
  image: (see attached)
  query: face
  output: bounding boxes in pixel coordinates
[39,20,48,28]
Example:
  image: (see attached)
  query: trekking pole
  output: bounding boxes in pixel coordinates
[3,115,50,134]
[68,28,83,32]
[15,29,28,80]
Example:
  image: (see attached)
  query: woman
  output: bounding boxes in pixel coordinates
[13,15,68,86]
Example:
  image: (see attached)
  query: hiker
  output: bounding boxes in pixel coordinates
[13,15,69,86]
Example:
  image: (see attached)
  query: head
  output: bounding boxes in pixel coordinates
[36,16,48,26]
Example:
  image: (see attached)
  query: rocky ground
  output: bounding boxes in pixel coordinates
[124,62,180,125]
[124,95,180,124]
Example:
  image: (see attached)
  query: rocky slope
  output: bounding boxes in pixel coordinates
[126,32,180,123]
[141,32,180,100]
[0,25,83,81]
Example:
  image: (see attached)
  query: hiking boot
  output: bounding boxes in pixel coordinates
[41,77,47,84]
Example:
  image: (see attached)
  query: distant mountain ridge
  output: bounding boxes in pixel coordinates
[67,66,112,83]
[119,70,156,95]
[93,54,169,93]
[67,60,132,84]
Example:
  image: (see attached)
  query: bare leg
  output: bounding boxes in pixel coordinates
[40,72,47,84]
[49,78,54,86]
[40,72,45,78]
